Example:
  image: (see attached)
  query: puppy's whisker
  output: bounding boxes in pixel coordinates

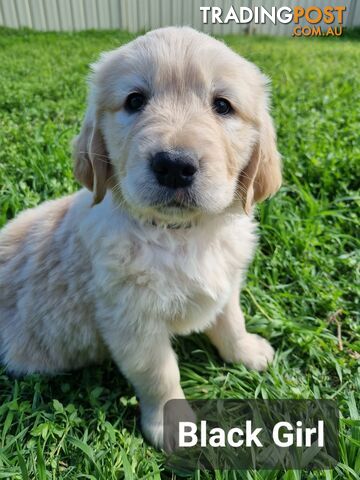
[79,151,113,169]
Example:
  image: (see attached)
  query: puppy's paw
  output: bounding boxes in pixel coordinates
[141,400,196,451]
[141,409,164,449]
[221,333,274,371]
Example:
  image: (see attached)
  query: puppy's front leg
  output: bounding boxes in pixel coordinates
[206,287,274,371]
[103,325,193,449]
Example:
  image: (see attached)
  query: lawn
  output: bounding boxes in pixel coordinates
[0,27,359,479]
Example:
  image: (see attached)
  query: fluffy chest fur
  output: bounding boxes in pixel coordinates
[77,191,257,335]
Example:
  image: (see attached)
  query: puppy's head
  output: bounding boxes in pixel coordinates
[73,27,281,224]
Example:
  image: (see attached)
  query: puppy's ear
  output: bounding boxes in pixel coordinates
[239,110,282,214]
[72,105,112,205]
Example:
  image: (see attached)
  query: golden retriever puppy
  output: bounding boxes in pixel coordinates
[0,27,281,448]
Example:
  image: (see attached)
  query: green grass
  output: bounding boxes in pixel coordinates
[0,27,359,479]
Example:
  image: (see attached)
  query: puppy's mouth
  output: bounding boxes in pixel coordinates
[139,188,201,227]
[151,189,197,212]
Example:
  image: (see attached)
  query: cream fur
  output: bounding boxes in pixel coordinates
[0,27,281,449]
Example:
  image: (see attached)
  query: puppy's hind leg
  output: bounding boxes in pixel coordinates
[205,286,274,371]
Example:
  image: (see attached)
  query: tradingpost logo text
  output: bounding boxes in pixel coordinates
[200,5,347,37]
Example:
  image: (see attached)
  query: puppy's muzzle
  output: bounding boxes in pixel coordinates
[150,150,198,189]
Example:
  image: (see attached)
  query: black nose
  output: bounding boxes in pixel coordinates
[150,151,198,189]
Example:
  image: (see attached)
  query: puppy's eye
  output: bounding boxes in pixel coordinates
[213,97,233,116]
[125,92,147,113]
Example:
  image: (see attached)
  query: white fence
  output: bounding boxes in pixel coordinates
[0,0,359,35]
